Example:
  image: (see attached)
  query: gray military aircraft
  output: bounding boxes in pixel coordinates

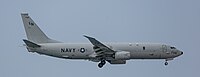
[21,13,183,68]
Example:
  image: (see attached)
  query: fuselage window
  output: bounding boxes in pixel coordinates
[143,46,145,50]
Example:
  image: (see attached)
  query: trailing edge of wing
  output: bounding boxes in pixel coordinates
[23,39,41,47]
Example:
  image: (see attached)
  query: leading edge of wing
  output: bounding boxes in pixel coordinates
[83,35,114,52]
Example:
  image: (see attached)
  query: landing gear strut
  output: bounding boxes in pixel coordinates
[98,60,106,68]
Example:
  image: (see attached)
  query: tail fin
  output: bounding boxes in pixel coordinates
[21,13,60,43]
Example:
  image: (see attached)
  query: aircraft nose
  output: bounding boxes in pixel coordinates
[178,50,183,56]
[181,51,183,55]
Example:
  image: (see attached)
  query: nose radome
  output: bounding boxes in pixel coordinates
[181,51,183,55]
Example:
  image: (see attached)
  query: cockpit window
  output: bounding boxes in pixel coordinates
[170,47,176,49]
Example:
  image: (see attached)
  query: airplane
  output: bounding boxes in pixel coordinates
[21,13,183,68]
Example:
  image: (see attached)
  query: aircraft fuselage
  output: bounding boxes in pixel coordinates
[28,43,182,60]
[21,13,183,68]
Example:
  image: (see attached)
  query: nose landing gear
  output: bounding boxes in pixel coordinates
[164,58,173,66]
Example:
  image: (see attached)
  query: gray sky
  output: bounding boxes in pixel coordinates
[0,0,199,77]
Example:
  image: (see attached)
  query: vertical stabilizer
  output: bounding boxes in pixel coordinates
[21,13,60,43]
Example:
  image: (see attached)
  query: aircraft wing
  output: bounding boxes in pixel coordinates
[84,35,115,57]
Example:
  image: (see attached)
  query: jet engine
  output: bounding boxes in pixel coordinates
[114,51,130,60]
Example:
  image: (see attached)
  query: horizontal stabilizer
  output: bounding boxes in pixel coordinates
[23,39,41,47]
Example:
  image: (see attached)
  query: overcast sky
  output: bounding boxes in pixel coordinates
[0,0,199,77]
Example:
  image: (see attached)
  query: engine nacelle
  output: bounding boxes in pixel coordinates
[115,51,131,60]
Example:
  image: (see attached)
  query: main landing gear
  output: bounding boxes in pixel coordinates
[164,61,168,66]
[98,60,106,68]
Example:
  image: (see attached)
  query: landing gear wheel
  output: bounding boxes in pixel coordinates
[98,63,103,68]
[101,60,106,65]
[98,60,106,68]
[164,62,168,66]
